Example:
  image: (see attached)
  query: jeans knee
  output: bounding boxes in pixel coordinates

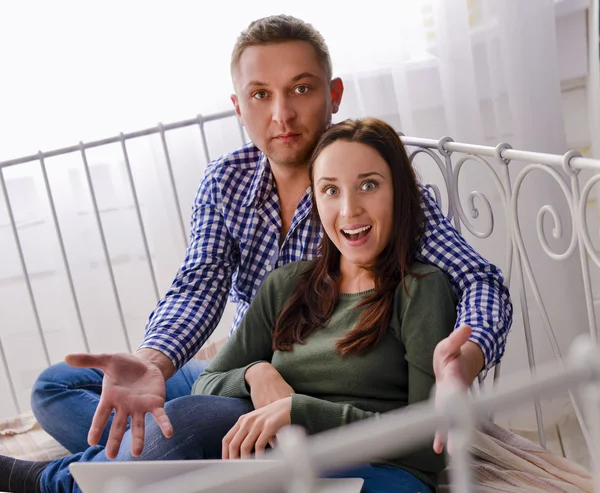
[30,362,103,415]
[31,362,70,409]
[166,395,252,422]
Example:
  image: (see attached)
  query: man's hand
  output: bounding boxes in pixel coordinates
[245,362,294,409]
[222,397,292,459]
[432,325,484,454]
[65,352,174,460]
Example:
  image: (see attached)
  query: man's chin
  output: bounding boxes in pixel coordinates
[266,150,312,168]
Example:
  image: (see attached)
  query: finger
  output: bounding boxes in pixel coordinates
[223,422,240,459]
[105,411,129,460]
[254,432,272,458]
[450,325,472,349]
[229,422,252,460]
[438,325,472,358]
[433,430,445,455]
[88,400,113,446]
[130,414,146,457]
[151,407,173,439]
[65,353,110,370]
[240,427,262,459]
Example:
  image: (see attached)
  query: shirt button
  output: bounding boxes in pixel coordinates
[266,262,272,272]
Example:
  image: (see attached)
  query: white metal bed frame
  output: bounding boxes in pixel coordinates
[2,109,600,491]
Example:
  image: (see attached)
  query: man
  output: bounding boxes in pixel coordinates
[31,14,512,461]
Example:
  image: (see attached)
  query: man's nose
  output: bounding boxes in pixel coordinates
[272,95,297,125]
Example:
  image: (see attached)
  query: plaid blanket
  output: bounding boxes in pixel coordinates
[0,411,68,461]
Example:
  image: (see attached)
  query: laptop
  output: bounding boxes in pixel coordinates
[70,460,364,493]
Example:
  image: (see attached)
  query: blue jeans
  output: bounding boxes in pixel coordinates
[39,395,432,493]
[31,359,208,453]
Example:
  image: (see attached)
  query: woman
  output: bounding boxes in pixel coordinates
[0,118,456,493]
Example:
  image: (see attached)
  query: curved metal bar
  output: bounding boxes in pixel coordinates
[513,165,577,260]
[578,174,600,269]
[511,164,576,358]
[452,154,508,239]
[568,169,597,345]
[511,163,595,452]
[409,147,452,221]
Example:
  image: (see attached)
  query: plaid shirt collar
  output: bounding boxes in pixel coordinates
[243,153,272,208]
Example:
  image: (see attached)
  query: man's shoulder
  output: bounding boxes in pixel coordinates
[205,142,263,178]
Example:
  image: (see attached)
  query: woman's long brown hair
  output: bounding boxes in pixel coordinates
[273,118,425,356]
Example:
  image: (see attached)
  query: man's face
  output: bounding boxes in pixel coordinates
[231,41,343,169]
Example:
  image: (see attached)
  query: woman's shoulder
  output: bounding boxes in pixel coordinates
[392,261,457,310]
[259,260,314,293]
[270,260,313,281]
[400,261,451,290]
[390,261,457,337]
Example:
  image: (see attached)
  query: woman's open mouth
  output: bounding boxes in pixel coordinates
[341,225,372,242]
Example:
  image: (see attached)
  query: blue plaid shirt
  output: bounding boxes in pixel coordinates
[141,142,512,372]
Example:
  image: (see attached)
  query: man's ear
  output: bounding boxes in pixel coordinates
[231,94,244,126]
[330,77,344,114]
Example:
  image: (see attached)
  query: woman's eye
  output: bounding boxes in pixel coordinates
[362,181,377,191]
[324,186,339,196]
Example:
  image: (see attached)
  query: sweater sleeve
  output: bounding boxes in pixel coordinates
[401,270,457,406]
[191,267,292,398]
[290,394,378,434]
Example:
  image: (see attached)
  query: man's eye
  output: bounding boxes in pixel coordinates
[253,91,268,100]
[295,86,309,94]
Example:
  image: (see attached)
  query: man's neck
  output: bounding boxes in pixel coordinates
[268,160,310,191]
[268,159,311,243]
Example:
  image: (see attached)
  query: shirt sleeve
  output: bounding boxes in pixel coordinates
[138,163,239,371]
[417,185,513,372]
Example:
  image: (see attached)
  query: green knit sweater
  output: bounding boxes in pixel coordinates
[192,260,457,490]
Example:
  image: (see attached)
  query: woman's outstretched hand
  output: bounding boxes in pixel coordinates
[65,352,173,459]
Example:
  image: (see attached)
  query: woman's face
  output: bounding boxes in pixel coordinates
[313,140,394,268]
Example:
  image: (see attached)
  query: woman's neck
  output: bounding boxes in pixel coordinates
[338,258,375,294]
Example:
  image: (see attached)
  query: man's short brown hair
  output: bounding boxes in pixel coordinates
[231,14,333,81]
